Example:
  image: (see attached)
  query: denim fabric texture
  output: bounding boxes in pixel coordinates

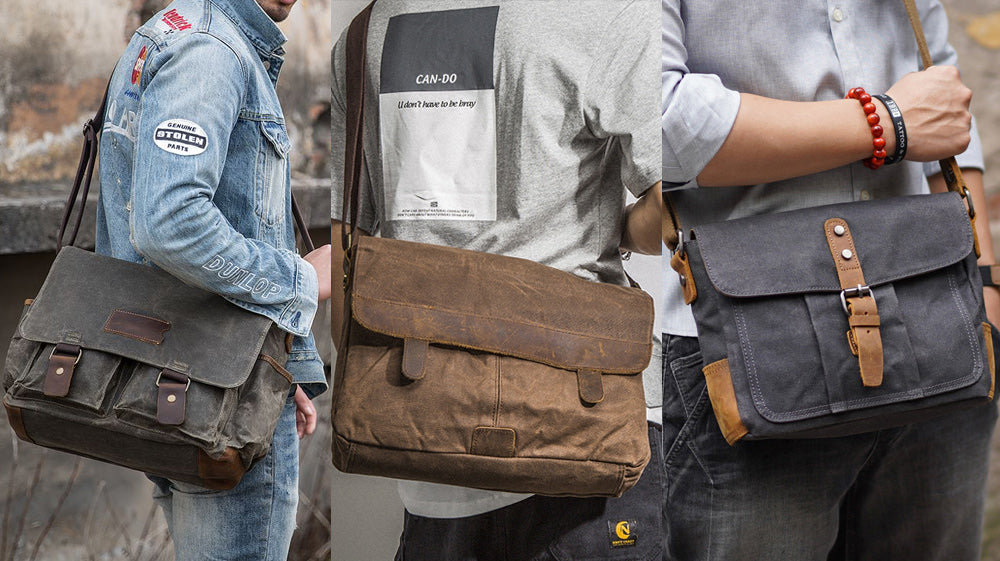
[150,393,299,561]
[95,0,325,394]
[662,334,998,561]
[394,424,665,561]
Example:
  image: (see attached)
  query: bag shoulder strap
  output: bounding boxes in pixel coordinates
[61,75,315,253]
[341,2,376,251]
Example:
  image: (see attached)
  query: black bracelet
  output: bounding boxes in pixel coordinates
[872,94,907,165]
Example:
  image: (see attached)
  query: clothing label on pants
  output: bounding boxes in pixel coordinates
[379,6,499,222]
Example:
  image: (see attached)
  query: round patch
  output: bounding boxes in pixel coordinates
[153,119,208,156]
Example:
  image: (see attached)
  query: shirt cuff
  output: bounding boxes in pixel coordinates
[661,74,741,185]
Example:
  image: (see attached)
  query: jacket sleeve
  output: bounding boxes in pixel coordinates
[660,0,741,189]
[129,33,318,337]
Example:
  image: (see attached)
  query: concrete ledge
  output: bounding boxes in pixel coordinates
[0,178,332,255]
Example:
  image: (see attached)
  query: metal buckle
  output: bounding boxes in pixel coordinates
[840,284,874,315]
[674,229,686,257]
[155,371,191,392]
[49,346,81,365]
[963,187,976,219]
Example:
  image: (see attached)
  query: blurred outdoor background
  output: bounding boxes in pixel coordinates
[0,0,998,560]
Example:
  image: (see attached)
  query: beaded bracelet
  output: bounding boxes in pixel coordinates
[872,93,907,165]
[846,87,886,170]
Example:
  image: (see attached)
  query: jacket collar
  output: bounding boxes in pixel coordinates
[210,0,287,57]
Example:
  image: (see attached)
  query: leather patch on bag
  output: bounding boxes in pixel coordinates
[577,368,604,405]
[156,369,188,426]
[608,519,638,548]
[670,251,697,305]
[43,343,81,398]
[197,447,247,490]
[703,359,748,445]
[985,323,996,401]
[4,404,33,443]
[402,338,429,381]
[470,426,516,457]
[104,309,171,345]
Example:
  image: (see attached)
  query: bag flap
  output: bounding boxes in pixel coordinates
[349,237,654,373]
[691,192,973,297]
[19,247,273,388]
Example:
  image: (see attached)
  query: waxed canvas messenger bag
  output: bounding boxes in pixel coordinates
[670,192,997,445]
[664,0,997,445]
[330,3,653,498]
[2,80,312,490]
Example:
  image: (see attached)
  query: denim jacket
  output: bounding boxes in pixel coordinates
[96,0,326,395]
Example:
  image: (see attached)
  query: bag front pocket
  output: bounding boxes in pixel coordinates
[14,345,124,413]
[114,363,238,450]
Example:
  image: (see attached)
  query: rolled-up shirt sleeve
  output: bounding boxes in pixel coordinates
[661,0,741,189]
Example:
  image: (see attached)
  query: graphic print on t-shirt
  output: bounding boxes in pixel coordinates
[380,6,499,221]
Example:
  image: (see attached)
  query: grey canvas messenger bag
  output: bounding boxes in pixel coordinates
[2,78,313,490]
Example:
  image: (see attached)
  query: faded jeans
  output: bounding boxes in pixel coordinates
[149,393,298,561]
[662,334,998,561]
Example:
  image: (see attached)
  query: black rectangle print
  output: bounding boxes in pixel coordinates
[380,6,498,93]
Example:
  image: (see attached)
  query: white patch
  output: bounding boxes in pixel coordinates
[153,119,208,156]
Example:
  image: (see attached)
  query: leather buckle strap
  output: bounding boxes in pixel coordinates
[43,343,82,398]
[156,368,190,426]
[825,218,884,387]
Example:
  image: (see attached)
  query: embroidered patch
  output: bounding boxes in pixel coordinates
[156,8,192,33]
[131,45,148,85]
[153,119,208,156]
[607,520,637,548]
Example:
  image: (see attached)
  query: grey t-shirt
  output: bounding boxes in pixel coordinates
[331,0,660,517]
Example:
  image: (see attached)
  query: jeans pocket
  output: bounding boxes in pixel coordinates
[661,339,710,464]
[547,424,663,561]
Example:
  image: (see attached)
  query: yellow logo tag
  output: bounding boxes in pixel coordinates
[608,519,637,548]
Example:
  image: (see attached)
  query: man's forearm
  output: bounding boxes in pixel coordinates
[621,182,663,255]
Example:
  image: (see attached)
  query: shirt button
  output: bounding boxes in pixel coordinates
[832,7,845,22]
[860,190,871,201]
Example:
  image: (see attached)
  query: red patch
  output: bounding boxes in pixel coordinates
[131,46,148,85]
[161,9,192,31]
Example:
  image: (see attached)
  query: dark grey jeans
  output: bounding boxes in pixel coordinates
[394,423,664,561]
[663,334,998,561]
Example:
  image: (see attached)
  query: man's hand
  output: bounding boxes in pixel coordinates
[886,65,972,162]
[294,385,317,438]
[304,244,333,301]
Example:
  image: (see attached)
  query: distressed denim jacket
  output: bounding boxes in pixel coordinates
[96,0,326,395]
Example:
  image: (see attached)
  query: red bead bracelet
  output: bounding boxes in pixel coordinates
[846,87,885,170]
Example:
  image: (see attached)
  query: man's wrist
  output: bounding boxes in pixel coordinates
[872,94,906,164]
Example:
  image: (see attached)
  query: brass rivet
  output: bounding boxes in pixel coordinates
[842,249,853,260]
[166,394,177,403]
[55,367,65,375]
[834,225,846,236]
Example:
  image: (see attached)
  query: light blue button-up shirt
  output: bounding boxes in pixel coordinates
[96,0,326,393]
[661,0,985,336]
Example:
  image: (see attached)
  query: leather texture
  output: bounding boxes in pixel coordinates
[682,193,996,442]
[332,237,654,498]
[2,249,294,489]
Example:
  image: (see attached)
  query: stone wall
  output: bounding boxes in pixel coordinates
[0,0,332,187]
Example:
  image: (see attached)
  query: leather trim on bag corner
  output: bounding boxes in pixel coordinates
[670,250,697,305]
[4,403,34,443]
[260,354,294,383]
[824,218,884,387]
[985,322,996,401]
[197,447,246,490]
[702,359,748,445]
[470,426,516,457]
[103,309,171,345]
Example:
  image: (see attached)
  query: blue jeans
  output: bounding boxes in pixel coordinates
[662,334,998,561]
[150,393,299,561]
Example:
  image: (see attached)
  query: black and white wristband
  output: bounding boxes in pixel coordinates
[872,94,907,165]
[981,265,1000,288]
